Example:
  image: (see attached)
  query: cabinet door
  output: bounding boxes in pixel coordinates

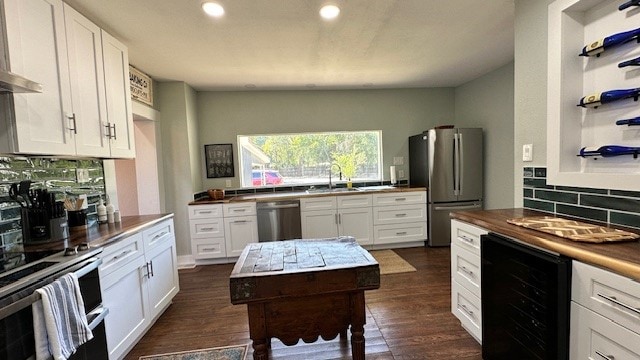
[224,216,258,257]
[145,238,179,320]
[101,30,135,158]
[339,207,373,245]
[101,255,149,360]
[301,209,339,239]
[63,4,109,157]
[2,0,75,155]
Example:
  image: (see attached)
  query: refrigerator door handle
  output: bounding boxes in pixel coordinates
[458,132,464,197]
[433,204,481,211]
[453,133,461,196]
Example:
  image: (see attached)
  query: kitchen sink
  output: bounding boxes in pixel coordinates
[356,185,396,191]
[305,188,362,194]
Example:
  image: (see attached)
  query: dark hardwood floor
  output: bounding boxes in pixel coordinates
[124,246,482,359]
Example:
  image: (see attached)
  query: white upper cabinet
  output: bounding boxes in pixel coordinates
[1,0,75,156]
[0,0,134,158]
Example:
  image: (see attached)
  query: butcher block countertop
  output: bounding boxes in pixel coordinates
[189,186,427,205]
[451,208,640,282]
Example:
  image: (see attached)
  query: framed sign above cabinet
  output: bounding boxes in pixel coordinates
[129,65,153,106]
[547,0,640,191]
[205,144,235,178]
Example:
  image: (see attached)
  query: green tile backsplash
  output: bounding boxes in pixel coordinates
[0,156,106,250]
[523,167,640,229]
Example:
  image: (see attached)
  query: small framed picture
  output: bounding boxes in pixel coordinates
[205,144,235,178]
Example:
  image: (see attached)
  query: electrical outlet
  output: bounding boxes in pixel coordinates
[225,179,232,188]
[523,144,533,162]
[398,169,405,179]
[393,157,404,165]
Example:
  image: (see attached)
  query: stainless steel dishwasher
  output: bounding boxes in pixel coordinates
[257,200,302,241]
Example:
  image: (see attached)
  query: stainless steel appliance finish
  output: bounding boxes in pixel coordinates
[257,200,302,242]
[409,128,483,246]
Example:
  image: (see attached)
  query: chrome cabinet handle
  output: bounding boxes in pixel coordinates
[458,235,475,244]
[149,261,154,277]
[152,231,168,240]
[111,123,117,140]
[396,231,407,236]
[202,247,218,252]
[199,210,213,214]
[335,214,338,224]
[338,213,342,224]
[595,351,614,360]
[232,220,247,224]
[460,304,474,316]
[200,227,215,231]
[143,263,150,278]
[597,293,640,315]
[460,266,473,276]
[395,213,407,217]
[110,249,133,263]
[104,123,112,138]
[394,197,406,201]
[67,113,77,134]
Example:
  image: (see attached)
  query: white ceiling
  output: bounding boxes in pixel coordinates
[64,0,515,91]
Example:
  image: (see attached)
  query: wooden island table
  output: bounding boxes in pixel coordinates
[229,237,380,360]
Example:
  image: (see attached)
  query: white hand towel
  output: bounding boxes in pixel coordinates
[32,273,93,360]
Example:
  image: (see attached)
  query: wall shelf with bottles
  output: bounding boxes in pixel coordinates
[547,0,640,191]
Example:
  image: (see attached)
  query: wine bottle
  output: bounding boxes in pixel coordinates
[615,117,640,126]
[577,88,640,108]
[579,27,640,57]
[619,0,640,11]
[578,145,640,158]
[619,56,640,68]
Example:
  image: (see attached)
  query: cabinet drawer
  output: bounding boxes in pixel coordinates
[337,194,372,208]
[372,191,425,206]
[452,279,482,343]
[373,222,427,244]
[571,302,640,359]
[100,232,143,276]
[192,238,226,259]
[190,218,225,238]
[450,219,487,256]
[373,204,426,225]
[300,196,337,211]
[223,202,256,217]
[188,204,223,219]
[451,244,481,298]
[572,261,640,335]
[143,219,174,252]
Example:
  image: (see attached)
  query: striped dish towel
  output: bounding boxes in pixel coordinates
[32,273,93,360]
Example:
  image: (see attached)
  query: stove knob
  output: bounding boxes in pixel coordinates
[77,243,89,251]
[64,247,78,256]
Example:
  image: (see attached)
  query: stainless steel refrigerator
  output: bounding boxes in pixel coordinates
[409,128,483,246]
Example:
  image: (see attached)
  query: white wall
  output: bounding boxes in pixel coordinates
[454,62,515,209]
[513,0,555,206]
[197,88,455,190]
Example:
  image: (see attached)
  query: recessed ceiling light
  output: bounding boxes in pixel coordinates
[319,5,340,20]
[202,2,224,17]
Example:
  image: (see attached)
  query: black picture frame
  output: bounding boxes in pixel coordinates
[205,144,235,178]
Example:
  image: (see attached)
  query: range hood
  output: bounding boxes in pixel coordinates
[0,70,42,93]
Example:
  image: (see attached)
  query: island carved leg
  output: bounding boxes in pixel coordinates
[350,292,366,360]
[248,303,269,360]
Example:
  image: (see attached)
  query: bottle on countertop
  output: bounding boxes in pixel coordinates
[97,198,107,224]
[106,195,115,224]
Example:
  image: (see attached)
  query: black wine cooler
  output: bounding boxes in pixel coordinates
[481,233,571,360]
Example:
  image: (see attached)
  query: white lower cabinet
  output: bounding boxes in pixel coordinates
[224,215,259,257]
[570,261,640,359]
[450,219,487,344]
[100,218,178,360]
[300,194,373,245]
[372,191,427,245]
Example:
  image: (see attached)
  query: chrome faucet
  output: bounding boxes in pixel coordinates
[329,164,342,189]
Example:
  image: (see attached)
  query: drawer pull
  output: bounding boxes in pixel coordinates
[202,247,218,252]
[395,213,407,217]
[232,208,246,212]
[152,231,168,240]
[200,227,215,231]
[595,351,615,360]
[394,197,406,201]
[199,210,213,214]
[396,231,407,236]
[597,293,640,315]
[232,220,248,224]
[460,304,474,316]
[458,235,475,244]
[460,266,473,276]
[109,249,133,263]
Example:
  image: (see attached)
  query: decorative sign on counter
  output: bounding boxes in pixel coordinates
[205,144,234,178]
[129,65,153,106]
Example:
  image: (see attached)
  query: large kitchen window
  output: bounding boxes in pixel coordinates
[238,131,382,187]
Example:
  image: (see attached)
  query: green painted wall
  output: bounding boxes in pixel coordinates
[197,88,455,190]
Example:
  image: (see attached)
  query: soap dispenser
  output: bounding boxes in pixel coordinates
[97,198,107,224]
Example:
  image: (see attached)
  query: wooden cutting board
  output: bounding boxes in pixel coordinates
[507,216,640,243]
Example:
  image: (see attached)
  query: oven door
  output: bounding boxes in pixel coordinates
[0,257,109,360]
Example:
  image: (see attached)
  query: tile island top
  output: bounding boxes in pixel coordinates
[451,208,640,281]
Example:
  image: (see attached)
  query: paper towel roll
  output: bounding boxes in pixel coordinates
[390,165,397,184]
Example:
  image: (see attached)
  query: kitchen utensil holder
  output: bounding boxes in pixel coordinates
[21,208,50,243]
[68,209,88,228]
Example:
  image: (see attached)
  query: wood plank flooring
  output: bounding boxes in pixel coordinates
[124,246,482,360]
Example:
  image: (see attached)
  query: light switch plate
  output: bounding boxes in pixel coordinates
[397,169,405,179]
[393,157,404,165]
[225,179,232,188]
[523,144,533,162]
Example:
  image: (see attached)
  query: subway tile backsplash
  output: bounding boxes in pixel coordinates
[523,167,640,229]
[0,156,106,250]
